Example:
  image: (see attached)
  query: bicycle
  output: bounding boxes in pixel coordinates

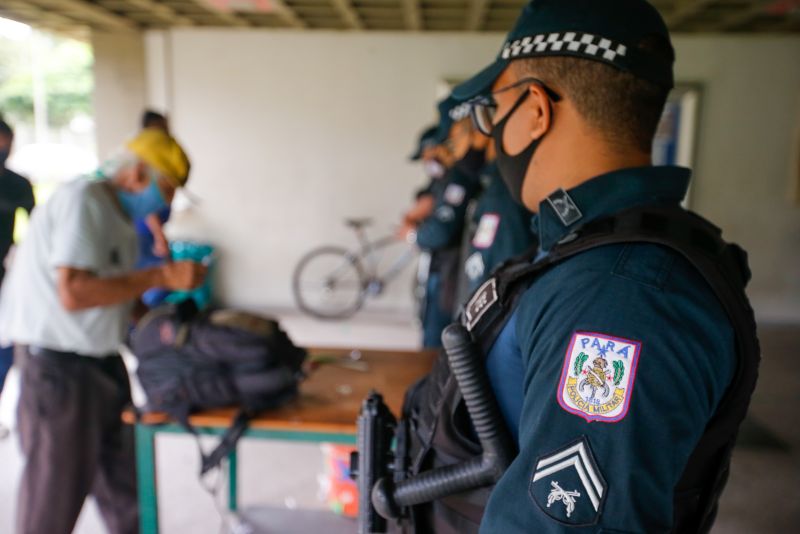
[292,218,423,320]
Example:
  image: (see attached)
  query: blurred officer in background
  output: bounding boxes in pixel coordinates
[462,142,536,294]
[141,109,169,133]
[0,129,206,534]
[399,98,486,347]
[403,125,446,229]
[0,118,35,440]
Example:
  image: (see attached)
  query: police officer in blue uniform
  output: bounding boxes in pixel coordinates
[402,125,448,236]
[387,1,760,532]
[463,157,536,295]
[410,125,445,180]
[413,97,486,254]
[401,97,489,347]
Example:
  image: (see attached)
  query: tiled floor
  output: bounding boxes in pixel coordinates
[0,311,797,533]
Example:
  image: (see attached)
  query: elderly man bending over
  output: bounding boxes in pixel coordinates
[0,129,206,534]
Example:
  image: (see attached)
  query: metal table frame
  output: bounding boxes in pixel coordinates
[134,421,356,534]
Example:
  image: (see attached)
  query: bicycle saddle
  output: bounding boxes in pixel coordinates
[345,218,373,229]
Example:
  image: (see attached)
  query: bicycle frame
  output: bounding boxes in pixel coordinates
[292,220,423,319]
[355,232,416,284]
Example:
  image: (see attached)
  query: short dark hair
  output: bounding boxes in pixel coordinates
[0,119,13,139]
[512,36,672,153]
[141,110,167,130]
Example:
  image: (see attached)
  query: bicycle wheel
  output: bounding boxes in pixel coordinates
[292,246,367,319]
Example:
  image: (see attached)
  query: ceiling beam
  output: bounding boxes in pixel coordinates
[3,1,81,29]
[401,0,422,30]
[124,0,196,26]
[0,5,89,40]
[267,0,308,29]
[769,14,800,31]
[708,1,775,31]
[465,0,491,30]
[0,11,75,39]
[665,0,717,28]
[329,0,363,29]
[187,0,250,27]
[28,0,138,31]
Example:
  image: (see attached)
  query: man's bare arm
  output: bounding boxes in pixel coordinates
[57,261,206,311]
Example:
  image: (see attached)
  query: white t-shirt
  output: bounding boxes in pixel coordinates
[0,179,138,356]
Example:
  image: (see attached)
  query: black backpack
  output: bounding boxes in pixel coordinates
[131,301,307,474]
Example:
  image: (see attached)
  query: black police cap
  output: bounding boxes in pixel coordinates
[410,125,441,161]
[453,0,675,101]
[433,96,473,144]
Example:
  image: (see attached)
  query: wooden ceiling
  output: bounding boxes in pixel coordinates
[1,0,798,39]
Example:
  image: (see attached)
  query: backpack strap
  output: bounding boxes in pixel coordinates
[166,402,252,476]
[200,409,251,475]
[461,244,540,355]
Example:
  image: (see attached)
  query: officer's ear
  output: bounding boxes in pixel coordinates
[524,83,553,141]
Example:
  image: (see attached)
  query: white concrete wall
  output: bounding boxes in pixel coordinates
[143,30,800,319]
[91,32,147,160]
[672,36,800,321]
[146,30,504,313]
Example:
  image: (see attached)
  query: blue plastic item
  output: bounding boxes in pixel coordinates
[164,241,215,310]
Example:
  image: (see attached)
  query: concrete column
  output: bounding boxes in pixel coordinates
[91,31,147,160]
[144,30,171,114]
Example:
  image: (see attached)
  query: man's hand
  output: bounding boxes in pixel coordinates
[395,222,418,244]
[404,195,435,224]
[152,236,171,259]
[145,213,170,258]
[160,261,207,291]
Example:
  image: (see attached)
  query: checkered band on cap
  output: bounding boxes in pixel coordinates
[501,32,628,66]
[449,102,472,121]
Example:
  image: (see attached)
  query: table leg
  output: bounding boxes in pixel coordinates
[135,424,159,534]
[228,447,238,512]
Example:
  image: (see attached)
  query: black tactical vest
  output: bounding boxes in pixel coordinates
[399,204,760,533]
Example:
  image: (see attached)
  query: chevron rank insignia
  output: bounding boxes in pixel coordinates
[529,436,607,526]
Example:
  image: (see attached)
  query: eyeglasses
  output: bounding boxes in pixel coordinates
[469,77,561,136]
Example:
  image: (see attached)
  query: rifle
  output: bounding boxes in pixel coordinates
[352,323,514,532]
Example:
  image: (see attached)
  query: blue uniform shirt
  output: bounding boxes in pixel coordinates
[465,163,536,294]
[481,166,736,532]
[418,165,483,344]
[416,166,482,251]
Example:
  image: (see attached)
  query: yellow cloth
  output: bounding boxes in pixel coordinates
[126,129,190,186]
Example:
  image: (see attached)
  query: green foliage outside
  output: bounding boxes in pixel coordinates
[0,33,93,127]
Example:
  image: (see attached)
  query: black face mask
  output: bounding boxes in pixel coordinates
[492,90,544,205]
[0,149,9,167]
[454,147,486,177]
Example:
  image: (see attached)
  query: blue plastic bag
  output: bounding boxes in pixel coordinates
[164,241,215,310]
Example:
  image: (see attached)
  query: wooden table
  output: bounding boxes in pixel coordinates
[126,347,436,534]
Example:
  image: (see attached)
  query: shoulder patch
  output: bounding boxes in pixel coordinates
[444,184,466,206]
[558,332,641,423]
[529,436,607,526]
[463,277,498,332]
[472,213,500,249]
[435,205,455,222]
[464,251,485,281]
